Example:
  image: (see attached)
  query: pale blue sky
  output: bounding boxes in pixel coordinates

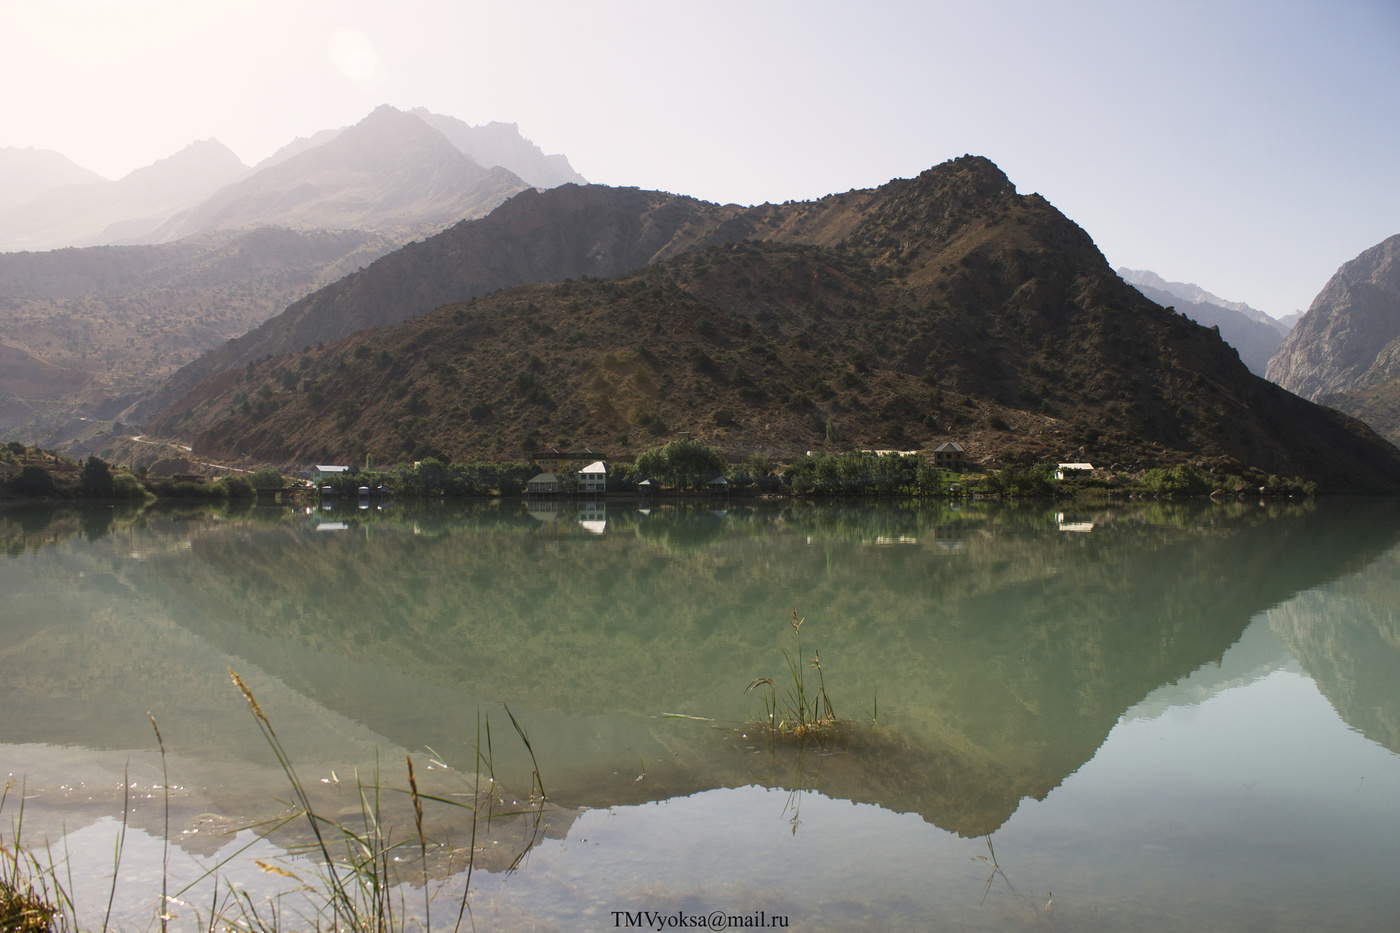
[2,0,1396,317]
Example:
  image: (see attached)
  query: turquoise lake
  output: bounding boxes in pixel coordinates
[2,497,1399,931]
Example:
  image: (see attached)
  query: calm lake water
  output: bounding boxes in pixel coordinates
[3,497,1400,931]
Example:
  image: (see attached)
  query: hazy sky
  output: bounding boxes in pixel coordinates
[2,0,1397,317]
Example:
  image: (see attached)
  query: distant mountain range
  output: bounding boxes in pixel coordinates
[1118,269,1289,333]
[144,157,1400,492]
[0,106,588,440]
[0,106,585,253]
[0,140,250,252]
[1117,268,1286,377]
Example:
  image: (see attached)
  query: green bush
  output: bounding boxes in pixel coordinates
[1143,464,1213,497]
[251,468,285,490]
[222,475,257,498]
[10,466,56,497]
[113,473,147,499]
[978,465,1055,497]
[79,456,115,497]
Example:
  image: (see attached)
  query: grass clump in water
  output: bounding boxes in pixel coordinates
[0,676,549,933]
[746,609,846,745]
[1,781,73,933]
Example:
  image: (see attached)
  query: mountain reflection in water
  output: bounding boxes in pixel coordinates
[4,499,1400,843]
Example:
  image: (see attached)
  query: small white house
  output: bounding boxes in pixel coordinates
[1055,462,1095,480]
[577,461,608,493]
[311,464,350,481]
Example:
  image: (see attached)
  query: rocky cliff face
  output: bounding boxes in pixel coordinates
[1265,234,1400,400]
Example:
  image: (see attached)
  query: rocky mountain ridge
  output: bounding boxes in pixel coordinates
[1266,234,1400,401]
[139,106,532,244]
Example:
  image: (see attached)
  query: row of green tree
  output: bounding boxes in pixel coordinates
[1,440,1315,502]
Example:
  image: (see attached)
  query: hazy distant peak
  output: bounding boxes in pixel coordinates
[1117,267,1285,334]
[0,146,106,211]
[254,127,346,171]
[119,138,247,182]
[411,107,586,189]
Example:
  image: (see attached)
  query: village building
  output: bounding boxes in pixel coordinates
[532,448,568,472]
[526,473,562,494]
[1056,462,1095,480]
[304,465,350,481]
[932,442,966,470]
[566,448,606,467]
[577,461,608,493]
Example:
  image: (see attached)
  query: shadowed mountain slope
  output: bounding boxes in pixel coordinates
[1119,276,1283,376]
[128,184,748,423]
[149,157,1400,491]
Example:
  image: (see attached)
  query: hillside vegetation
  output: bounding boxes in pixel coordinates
[150,157,1400,492]
[0,228,406,439]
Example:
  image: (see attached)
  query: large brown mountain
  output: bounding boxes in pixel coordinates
[149,157,1400,492]
[127,184,747,424]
